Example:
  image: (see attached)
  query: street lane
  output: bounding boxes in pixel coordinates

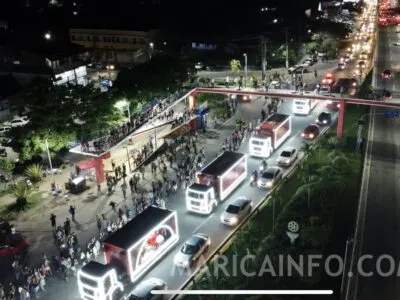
[355,107,400,299]
[374,26,400,97]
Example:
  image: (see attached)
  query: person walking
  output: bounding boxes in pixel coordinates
[96,215,102,233]
[50,214,56,230]
[97,184,101,195]
[69,205,76,221]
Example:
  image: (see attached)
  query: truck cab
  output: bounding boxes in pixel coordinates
[186,183,217,214]
[78,261,124,300]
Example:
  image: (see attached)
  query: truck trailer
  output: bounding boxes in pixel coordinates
[77,206,179,300]
[186,151,247,214]
[249,114,292,158]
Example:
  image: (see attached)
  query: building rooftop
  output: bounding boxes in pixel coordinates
[200,151,245,176]
[104,206,174,250]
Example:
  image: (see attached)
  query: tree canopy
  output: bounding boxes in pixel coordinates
[9,78,118,159]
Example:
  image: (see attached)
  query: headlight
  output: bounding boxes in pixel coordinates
[323,120,327,124]
[266,182,273,187]
[230,217,238,224]
[327,100,333,104]
[309,134,314,139]
[301,133,305,137]
[316,119,319,122]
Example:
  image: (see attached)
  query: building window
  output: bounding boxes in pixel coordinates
[71,35,76,41]
[93,36,99,42]
[121,37,128,43]
[86,36,91,41]
[131,38,137,44]
[139,38,145,44]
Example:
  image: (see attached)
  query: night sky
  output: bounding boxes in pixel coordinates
[0,0,320,38]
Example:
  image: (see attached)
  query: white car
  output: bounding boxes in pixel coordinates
[394,42,400,46]
[277,147,298,167]
[220,197,252,226]
[5,116,29,128]
[173,233,210,268]
[258,167,283,189]
[128,278,167,299]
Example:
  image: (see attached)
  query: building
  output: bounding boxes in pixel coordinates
[69,28,152,65]
[0,33,90,86]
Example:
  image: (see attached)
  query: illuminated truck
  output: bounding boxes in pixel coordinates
[186,151,247,214]
[77,206,179,300]
[249,114,292,158]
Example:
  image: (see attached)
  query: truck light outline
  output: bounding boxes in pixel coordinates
[77,267,123,300]
[218,154,247,201]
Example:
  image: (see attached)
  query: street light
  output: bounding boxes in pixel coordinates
[106,64,114,80]
[44,32,51,40]
[149,42,154,59]
[243,53,248,87]
[115,99,131,120]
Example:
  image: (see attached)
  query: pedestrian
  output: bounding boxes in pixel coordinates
[122,164,127,177]
[96,215,102,233]
[69,205,76,221]
[261,109,266,121]
[129,177,134,194]
[64,218,71,236]
[97,183,101,195]
[50,213,56,230]
[109,201,117,212]
[121,183,127,200]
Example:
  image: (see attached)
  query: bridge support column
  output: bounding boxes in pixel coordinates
[337,99,346,139]
[188,92,197,129]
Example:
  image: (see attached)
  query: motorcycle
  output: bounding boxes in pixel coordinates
[259,160,268,173]
[250,174,258,186]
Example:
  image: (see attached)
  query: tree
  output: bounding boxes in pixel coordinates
[230,59,241,72]
[0,158,14,174]
[9,182,33,207]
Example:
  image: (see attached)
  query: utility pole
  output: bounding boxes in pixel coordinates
[260,35,267,80]
[285,27,289,69]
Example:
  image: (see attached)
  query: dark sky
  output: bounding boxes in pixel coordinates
[0,0,319,38]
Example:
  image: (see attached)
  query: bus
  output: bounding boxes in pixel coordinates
[292,99,318,115]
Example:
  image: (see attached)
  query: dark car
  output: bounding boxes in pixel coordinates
[302,124,320,140]
[316,112,332,125]
[382,69,392,79]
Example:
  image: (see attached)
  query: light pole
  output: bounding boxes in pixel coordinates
[243,53,248,87]
[44,139,53,171]
[106,64,114,80]
[285,27,289,69]
[149,42,154,59]
[125,146,132,172]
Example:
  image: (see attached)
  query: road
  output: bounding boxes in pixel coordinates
[374,25,400,99]
[354,107,400,299]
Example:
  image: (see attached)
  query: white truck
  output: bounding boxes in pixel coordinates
[292,99,318,115]
[249,114,292,158]
[186,151,247,215]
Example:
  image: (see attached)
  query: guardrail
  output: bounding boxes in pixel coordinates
[171,116,337,299]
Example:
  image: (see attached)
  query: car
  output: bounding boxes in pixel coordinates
[173,233,211,268]
[337,62,346,70]
[230,94,252,102]
[302,59,314,66]
[382,69,392,79]
[316,112,332,125]
[257,167,283,189]
[128,277,167,300]
[344,53,353,63]
[220,197,252,226]
[358,60,366,69]
[277,147,298,167]
[394,42,400,46]
[0,126,11,137]
[5,116,29,128]
[302,124,320,140]
[359,52,368,60]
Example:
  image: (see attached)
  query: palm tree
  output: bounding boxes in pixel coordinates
[9,182,33,208]
[24,164,43,183]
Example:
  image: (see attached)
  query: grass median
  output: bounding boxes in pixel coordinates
[180,104,369,299]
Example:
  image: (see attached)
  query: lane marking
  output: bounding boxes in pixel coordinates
[192,213,215,234]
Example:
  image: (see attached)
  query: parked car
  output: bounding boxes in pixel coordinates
[128,277,167,300]
[302,124,320,140]
[276,147,298,167]
[5,116,29,128]
[316,112,332,125]
[257,167,283,189]
[0,126,11,137]
[220,197,253,226]
[173,233,211,268]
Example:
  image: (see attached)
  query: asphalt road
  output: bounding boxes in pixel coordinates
[374,26,400,97]
[355,107,400,299]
